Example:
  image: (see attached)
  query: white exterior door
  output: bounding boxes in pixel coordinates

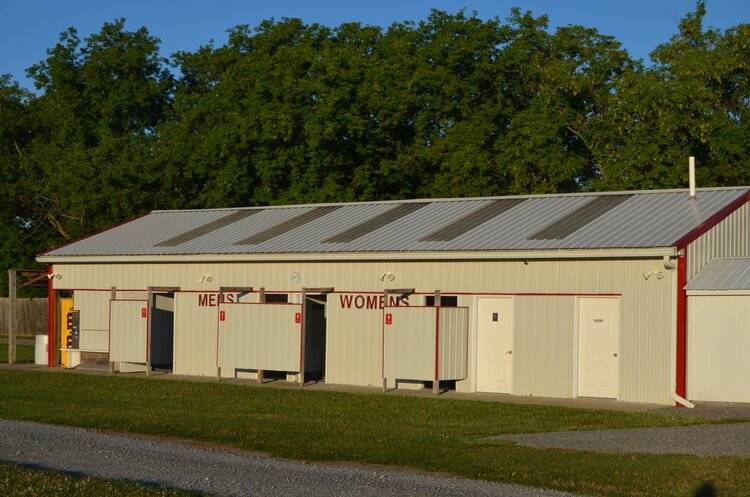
[476,298,514,393]
[578,297,619,398]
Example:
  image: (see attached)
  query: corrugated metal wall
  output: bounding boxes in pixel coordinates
[514,296,575,397]
[384,307,435,381]
[54,256,675,404]
[688,202,750,280]
[438,307,468,381]
[218,303,302,373]
[173,293,218,376]
[109,300,147,363]
[688,295,750,402]
[74,290,110,352]
[326,299,383,386]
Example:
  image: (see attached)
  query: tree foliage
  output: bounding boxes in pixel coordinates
[1,2,749,283]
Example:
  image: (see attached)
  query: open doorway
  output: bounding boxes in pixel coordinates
[304,294,327,381]
[150,292,175,371]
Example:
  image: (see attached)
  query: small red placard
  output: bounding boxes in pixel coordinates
[219,310,225,321]
[141,308,147,318]
[295,312,301,324]
[385,313,393,325]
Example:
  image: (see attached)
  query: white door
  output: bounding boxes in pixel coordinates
[476,298,514,393]
[578,298,619,398]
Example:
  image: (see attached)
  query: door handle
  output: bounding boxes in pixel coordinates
[506,350,512,355]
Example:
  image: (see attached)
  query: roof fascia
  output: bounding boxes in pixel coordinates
[37,247,676,264]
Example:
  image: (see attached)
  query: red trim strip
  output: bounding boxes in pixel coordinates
[218,302,301,307]
[47,264,54,367]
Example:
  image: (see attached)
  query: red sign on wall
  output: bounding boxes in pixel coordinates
[385,313,393,325]
[141,308,147,318]
[219,311,225,321]
[295,312,301,324]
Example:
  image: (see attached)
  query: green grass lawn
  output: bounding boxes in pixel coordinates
[0,462,204,497]
[1,369,748,497]
[0,343,35,363]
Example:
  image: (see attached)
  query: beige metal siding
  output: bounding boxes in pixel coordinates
[688,296,750,402]
[514,296,575,397]
[383,306,470,382]
[438,307,468,380]
[109,300,147,363]
[326,296,389,387]
[173,293,219,376]
[384,307,435,381]
[688,202,750,280]
[74,290,109,352]
[218,303,302,372]
[54,256,675,403]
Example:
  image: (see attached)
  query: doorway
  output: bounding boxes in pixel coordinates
[577,297,620,398]
[150,292,175,371]
[476,297,514,393]
[304,294,327,380]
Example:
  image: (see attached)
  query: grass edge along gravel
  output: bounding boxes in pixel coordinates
[1,369,748,497]
[0,462,209,497]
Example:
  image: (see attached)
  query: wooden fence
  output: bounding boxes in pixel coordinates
[0,298,48,337]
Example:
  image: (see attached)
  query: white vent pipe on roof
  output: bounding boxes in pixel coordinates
[689,156,696,199]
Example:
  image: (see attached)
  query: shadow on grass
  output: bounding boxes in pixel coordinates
[695,482,716,497]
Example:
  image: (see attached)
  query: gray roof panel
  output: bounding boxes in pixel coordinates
[154,210,262,247]
[41,187,750,257]
[528,194,633,240]
[420,199,527,242]
[325,203,429,243]
[685,258,750,291]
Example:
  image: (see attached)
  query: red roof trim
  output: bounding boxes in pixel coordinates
[674,191,750,250]
[38,212,151,257]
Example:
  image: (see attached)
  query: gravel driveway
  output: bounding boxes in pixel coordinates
[0,419,579,497]
[489,423,750,457]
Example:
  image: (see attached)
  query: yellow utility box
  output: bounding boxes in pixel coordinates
[60,298,80,368]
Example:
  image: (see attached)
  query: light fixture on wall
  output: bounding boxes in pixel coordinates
[46,273,62,280]
[378,271,395,282]
[198,273,213,283]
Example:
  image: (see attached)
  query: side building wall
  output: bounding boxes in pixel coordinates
[54,256,675,404]
[688,202,750,280]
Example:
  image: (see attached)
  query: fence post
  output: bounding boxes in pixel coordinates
[7,269,16,365]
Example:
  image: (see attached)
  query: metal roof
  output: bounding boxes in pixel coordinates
[41,187,750,258]
[685,258,750,291]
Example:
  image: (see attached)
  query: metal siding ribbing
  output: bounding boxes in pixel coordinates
[384,307,436,381]
[109,300,147,363]
[173,293,219,376]
[325,301,384,386]
[438,307,469,380]
[43,188,750,257]
[688,296,750,402]
[513,296,575,397]
[56,256,674,403]
[685,258,750,291]
[218,303,302,372]
[688,203,750,281]
[74,290,110,352]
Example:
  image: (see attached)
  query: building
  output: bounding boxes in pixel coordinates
[37,187,750,405]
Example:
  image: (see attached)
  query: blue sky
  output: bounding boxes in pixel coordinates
[1,0,748,90]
